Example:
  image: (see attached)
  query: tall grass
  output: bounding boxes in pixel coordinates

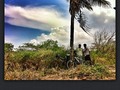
[4,41,115,80]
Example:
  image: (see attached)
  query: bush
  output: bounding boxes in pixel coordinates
[78,63,110,79]
[6,48,67,70]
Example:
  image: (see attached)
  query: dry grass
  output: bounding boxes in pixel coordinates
[4,49,116,80]
[4,64,115,80]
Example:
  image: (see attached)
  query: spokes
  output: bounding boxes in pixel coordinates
[67,60,75,69]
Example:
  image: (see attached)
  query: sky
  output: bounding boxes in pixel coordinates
[5,0,115,49]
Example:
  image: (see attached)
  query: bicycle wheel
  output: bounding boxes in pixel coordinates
[67,60,75,69]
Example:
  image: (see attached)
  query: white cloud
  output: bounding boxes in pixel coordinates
[30,25,93,49]
[5,4,69,31]
[81,0,115,33]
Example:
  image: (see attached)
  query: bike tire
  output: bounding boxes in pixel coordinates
[66,60,75,69]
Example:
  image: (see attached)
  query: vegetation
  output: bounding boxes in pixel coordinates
[4,38,115,80]
[5,43,14,52]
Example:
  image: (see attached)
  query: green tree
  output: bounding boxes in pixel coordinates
[67,0,110,61]
[39,39,61,51]
[5,43,14,52]
[18,43,37,51]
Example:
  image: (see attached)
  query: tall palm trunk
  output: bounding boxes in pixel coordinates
[70,12,75,61]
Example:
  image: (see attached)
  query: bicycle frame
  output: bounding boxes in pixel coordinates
[74,57,83,64]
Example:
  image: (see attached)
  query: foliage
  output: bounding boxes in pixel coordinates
[78,64,112,80]
[4,39,115,80]
[90,30,115,65]
[18,43,37,51]
[4,64,115,80]
[5,40,67,71]
[92,30,115,53]
[5,43,14,52]
[38,39,63,51]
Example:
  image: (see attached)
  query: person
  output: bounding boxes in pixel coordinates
[75,44,83,61]
[83,44,92,65]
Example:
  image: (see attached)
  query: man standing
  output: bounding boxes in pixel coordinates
[76,44,83,61]
[83,44,92,65]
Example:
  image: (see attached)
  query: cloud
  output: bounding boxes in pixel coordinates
[5,4,69,31]
[80,1,115,33]
[5,1,115,32]
[87,11,115,32]
[30,25,93,49]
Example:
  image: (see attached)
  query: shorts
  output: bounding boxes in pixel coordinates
[85,55,91,61]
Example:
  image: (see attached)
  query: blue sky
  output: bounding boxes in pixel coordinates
[5,0,115,48]
[5,0,68,13]
[5,0,66,6]
[5,0,68,47]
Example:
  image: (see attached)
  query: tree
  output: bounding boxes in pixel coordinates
[18,43,37,51]
[92,30,115,53]
[4,43,14,60]
[5,43,14,52]
[39,39,60,51]
[67,0,111,61]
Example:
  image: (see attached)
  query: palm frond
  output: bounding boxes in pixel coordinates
[91,0,111,7]
[79,0,93,10]
[68,0,111,36]
[75,10,91,36]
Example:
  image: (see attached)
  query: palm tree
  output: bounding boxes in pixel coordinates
[67,0,111,61]
[67,0,110,60]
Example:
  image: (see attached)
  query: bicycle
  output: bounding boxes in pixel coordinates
[66,56,83,69]
[56,54,83,69]
[55,54,69,69]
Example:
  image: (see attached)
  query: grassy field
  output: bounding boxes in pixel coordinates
[4,50,115,80]
[4,64,115,80]
[4,40,115,80]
